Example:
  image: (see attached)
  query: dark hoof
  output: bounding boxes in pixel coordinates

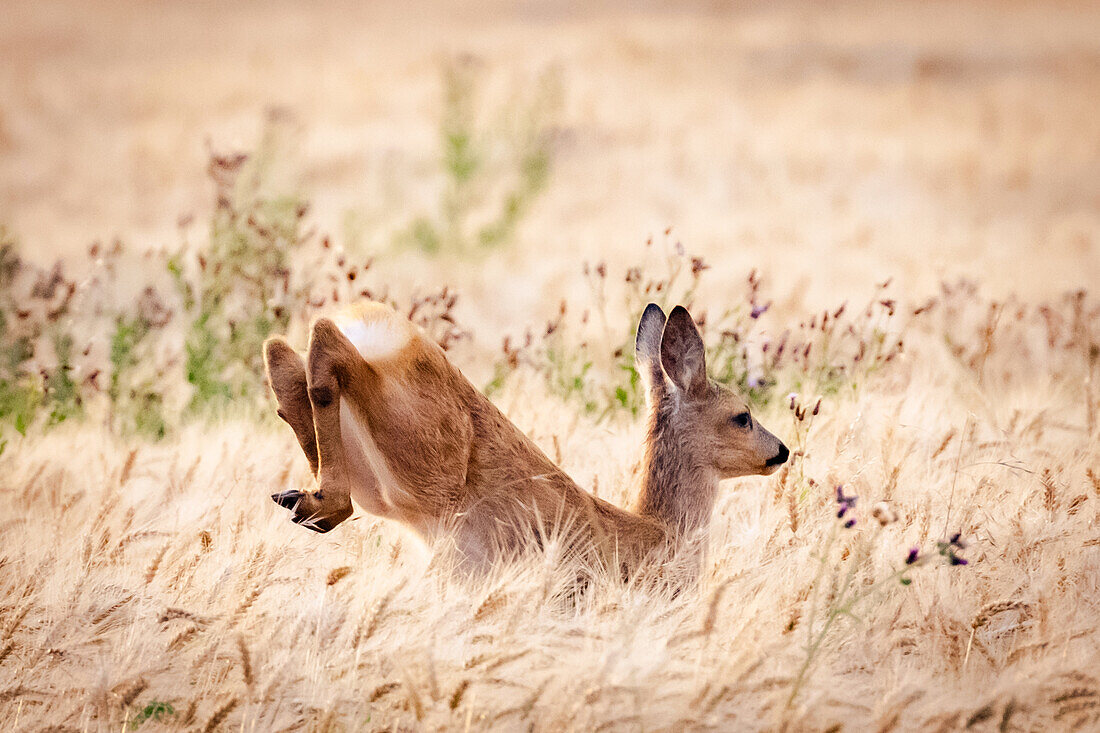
[292,513,339,534]
[270,490,352,533]
[271,489,305,511]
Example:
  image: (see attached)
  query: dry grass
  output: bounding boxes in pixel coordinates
[1,307,1098,729]
[2,1,1099,730]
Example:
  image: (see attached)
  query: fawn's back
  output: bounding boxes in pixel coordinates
[328,302,668,567]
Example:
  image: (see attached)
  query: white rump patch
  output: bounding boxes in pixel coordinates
[337,316,409,361]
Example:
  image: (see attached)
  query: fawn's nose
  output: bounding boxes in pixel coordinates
[766,443,789,467]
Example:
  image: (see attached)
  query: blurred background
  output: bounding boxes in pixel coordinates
[2,8,1100,728]
[2,0,1098,324]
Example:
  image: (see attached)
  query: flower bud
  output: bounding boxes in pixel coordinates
[871,502,898,527]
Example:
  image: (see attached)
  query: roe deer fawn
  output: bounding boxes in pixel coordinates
[263,301,787,573]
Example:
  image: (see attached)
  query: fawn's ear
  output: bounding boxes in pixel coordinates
[660,305,707,398]
[635,303,668,402]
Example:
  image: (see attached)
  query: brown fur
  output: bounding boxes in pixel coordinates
[262,340,318,475]
[263,302,787,572]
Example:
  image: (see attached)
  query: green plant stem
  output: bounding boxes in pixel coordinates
[788,559,922,709]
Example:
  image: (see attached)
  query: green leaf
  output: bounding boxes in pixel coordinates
[130,700,175,729]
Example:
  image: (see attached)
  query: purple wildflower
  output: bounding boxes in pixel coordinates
[905,547,920,565]
[834,486,858,527]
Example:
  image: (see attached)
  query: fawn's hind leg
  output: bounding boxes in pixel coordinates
[263,338,319,475]
[263,330,354,533]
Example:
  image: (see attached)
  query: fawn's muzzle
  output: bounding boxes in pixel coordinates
[766,443,790,467]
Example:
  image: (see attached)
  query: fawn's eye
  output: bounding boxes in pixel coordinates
[731,411,751,429]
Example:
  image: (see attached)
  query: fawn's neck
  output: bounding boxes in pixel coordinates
[635,401,719,538]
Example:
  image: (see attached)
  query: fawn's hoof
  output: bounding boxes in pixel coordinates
[271,489,353,533]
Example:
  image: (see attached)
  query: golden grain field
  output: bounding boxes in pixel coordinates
[1,1,1099,731]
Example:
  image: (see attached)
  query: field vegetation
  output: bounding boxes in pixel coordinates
[1,1,1098,730]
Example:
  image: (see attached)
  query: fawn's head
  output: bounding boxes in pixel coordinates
[636,303,788,479]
